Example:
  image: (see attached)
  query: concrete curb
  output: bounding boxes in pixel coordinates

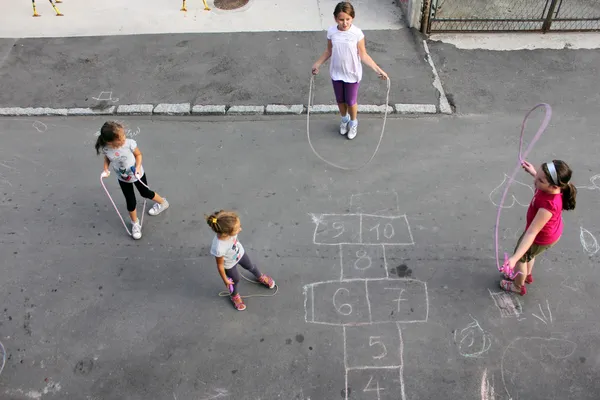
[0,103,443,117]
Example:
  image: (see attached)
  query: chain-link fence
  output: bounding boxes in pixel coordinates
[424,0,600,32]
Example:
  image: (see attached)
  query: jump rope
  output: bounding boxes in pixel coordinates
[307,74,391,171]
[100,169,278,299]
[495,103,553,280]
[0,341,5,377]
[100,168,148,237]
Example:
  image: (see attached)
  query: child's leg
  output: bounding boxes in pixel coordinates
[236,253,262,279]
[237,253,276,289]
[118,179,138,222]
[332,80,347,115]
[345,82,360,122]
[513,261,527,288]
[225,266,241,296]
[526,258,535,276]
[135,174,169,215]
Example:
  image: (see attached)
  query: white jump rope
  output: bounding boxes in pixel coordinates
[100,170,278,299]
[0,341,5,377]
[100,169,149,237]
[307,74,391,170]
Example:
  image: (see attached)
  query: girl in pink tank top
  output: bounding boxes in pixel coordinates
[501,160,577,296]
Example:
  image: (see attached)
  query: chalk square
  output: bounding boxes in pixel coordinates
[360,215,414,245]
[344,324,403,369]
[341,244,387,280]
[309,280,370,326]
[350,191,400,215]
[313,213,361,245]
[367,279,428,323]
[345,368,403,400]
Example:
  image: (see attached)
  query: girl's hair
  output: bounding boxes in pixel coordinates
[334,1,355,18]
[206,210,240,236]
[95,121,124,155]
[541,160,577,210]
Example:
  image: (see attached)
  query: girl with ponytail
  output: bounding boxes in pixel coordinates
[500,159,576,296]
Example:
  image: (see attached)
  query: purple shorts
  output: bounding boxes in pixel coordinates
[332,80,360,106]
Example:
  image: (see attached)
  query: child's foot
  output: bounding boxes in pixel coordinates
[149,199,169,216]
[230,293,246,311]
[500,279,527,296]
[506,273,533,284]
[347,122,358,140]
[131,220,142,240]
[340,119,349,135]
[258,274,275,289]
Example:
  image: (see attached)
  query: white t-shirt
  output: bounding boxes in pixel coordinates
[102,139,144,183]
[210,235,245,269]
[327,24,364,83]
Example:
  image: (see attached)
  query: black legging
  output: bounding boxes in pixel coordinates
[118,174,156,212]
[225,253,263,295]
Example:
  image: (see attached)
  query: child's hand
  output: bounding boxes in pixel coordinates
[101,169,110,178]
[311,64,320,75]
[378,69,389,80]
[521,160,536,176]
[224,278,233,288]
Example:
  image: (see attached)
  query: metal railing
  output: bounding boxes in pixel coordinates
[423,0,600,33]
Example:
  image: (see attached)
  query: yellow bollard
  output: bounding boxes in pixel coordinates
[181,0,211,12]
[49,0,64,16]
[32,0,41,16]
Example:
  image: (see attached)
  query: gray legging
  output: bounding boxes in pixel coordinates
[225,253,262,295]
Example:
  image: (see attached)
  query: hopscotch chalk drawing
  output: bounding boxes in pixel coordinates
[454,315,492,358]
[91,91,119,103]
[489,174,533,208]
[304,194,426,400]
[579,227,599,256]
[480,368,496,400]
[488,289,523,320]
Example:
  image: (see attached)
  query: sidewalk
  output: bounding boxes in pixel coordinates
[1,0,404,38]
[0,30,442,114]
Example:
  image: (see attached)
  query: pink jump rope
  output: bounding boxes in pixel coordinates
[100,166,152,236]
[495,104,553,279]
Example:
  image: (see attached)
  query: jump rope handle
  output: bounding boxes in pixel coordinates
[130,166,142,179]
[229,284,234,294]
[100,171,109,179]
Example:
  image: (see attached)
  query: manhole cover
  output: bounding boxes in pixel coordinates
[214,0,249,10]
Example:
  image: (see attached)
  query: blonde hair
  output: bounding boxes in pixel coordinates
[205,210,240,235]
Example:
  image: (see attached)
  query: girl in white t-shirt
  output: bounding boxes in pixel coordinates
[312,1,388,140]
[206,210,276,311]
[95,121,170,240]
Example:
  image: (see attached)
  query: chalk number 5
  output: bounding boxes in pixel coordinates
[369,336,387,360]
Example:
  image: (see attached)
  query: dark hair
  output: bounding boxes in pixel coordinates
[333,1,355,18]
[206,210,240,236]
[95,121,124,155]
[541,160,577,210]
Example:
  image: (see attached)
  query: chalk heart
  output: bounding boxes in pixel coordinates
[489,174,534,208]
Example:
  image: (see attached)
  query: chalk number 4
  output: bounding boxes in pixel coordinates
[364,375,385,400]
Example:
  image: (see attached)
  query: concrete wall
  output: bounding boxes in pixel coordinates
[397,0,424,29]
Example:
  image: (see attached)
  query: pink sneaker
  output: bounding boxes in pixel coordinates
[230,294,246,311]
[500,280,527,296]
[258,274,275,289]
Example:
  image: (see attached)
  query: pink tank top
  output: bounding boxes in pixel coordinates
[526,189,563,245]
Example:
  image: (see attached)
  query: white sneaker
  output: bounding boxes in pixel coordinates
[347,123,358,140]
[149,199,169,216]
[340,120,349,135]
[131,220,142,240]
